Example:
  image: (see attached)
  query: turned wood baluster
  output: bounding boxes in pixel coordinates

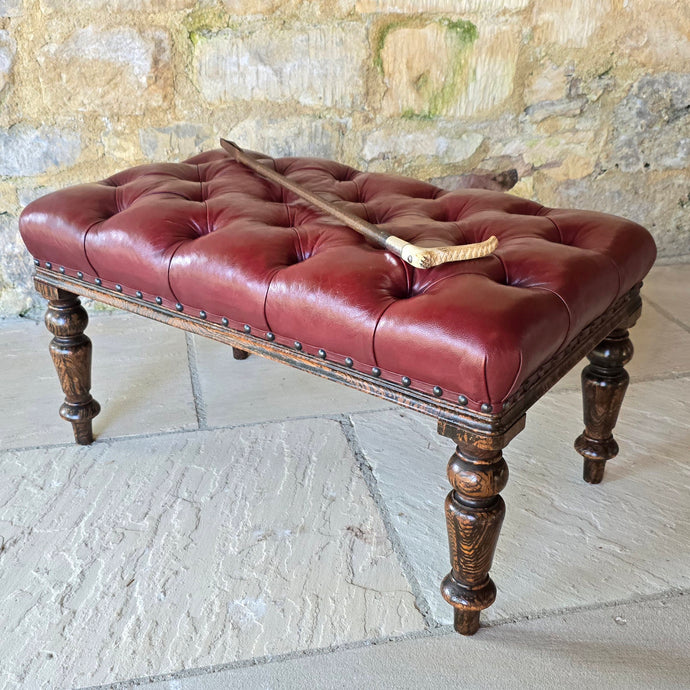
[441,441,509,635]
[575,326,635,484]
[43,288,101,445]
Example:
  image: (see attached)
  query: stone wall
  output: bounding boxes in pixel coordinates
[1,0,688,315]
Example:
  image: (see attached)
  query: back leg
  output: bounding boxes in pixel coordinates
[575,325,635,483]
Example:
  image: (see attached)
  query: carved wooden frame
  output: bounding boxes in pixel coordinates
[34,267,643,635]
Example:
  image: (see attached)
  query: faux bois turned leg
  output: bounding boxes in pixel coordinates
[232,347,250,360]
[575,323,636,484]
[41,287,101,445]
[440,434,510,635]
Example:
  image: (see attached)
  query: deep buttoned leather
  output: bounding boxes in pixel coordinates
[20,149,657,410]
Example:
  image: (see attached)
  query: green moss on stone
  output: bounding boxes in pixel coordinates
[401,108,434,120]
[184,8,236,46]
[440,18,478,44]
[376,17,478,119]
[373,17,425,73]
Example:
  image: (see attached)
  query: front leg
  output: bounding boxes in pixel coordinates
[40,285,101,445]
[440,438,509,635]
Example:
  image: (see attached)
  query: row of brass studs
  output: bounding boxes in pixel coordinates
[36,259,493,412]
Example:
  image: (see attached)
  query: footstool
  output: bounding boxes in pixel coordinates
[19,146,657,635]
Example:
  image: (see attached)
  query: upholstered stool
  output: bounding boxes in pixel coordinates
[19,147,656,635]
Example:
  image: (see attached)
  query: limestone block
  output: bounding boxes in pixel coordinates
[524,96,587,123]
[542,153,595,181]
[36,26,171,115]
[523,62,569,104]
[379,20,520,118]
[194,23,366,109]
[641,264,690,331]
[542,171,690,257]
[226,117,349,159]
[607,73,690,173]
[520,129,595,171]
[0,422,422,686]
[618,4,690,68]
[17,185,58,207]
[0,0,21,16]
[510,175,534,199]
[143,596,690,689]
[140,123,216,162]
[221,0,286,13]
[221,0,356,15]
[0,124,81,176]
[42,0,195,9]
[0,213,36,315]
[0,30,16,93]
[361,122,483,167]
[357,0,529,13]
[100,127,144,164]
[533,0,613,47]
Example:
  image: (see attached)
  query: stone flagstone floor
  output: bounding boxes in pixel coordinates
[0,263,688,689]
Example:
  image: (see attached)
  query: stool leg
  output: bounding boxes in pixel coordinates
[232,347,250,360]
[441,440,509,635]
[44,289,101,445]
[575,327,634,483]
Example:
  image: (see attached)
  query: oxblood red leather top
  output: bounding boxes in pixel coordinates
[20,149,657,411]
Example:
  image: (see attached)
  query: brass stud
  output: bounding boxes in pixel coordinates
[136,290,143,299]
[294,341,302,350]
[402,376,411,387]
[45,262,52,269]
[372,367,381,377]
[176,303,184,312]
[155,296,162,305]
[458,395,468,406]
[221,317,229,326]
[77,271,84,279]
[433,386,443,397]
[95,277,102,286]
[345,357,353,367]
[115,284,122,292]
[243,324,251,333]
[59,266,65,274]
[199,310,207,319]
[481,403,493,413]
[318,349,327,359]
[266,332,275,341]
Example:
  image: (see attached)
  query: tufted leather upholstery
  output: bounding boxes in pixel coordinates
[20,149,656,411]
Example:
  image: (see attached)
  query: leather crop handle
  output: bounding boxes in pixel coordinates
[220,139,498,269]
